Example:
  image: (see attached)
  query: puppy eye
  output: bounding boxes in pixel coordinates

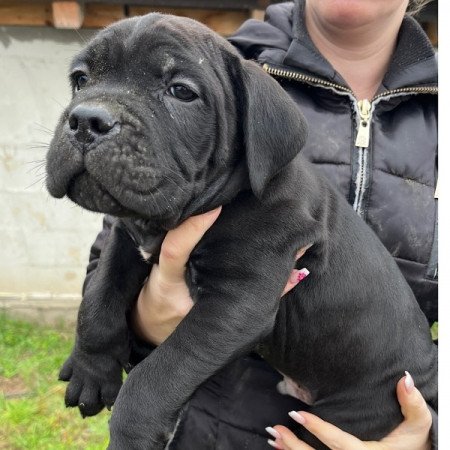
[168,85,198,102]
[73,72,88,92]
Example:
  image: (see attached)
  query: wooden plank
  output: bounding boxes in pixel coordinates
[52,1,84,29]
[251,9,265,21]
[422,22,438,47]
[0,2,52,26]
[129,7,249,35]
[82,4,124,28]
[80,0,270,10]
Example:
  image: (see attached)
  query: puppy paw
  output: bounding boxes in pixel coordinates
[59,348,124,417]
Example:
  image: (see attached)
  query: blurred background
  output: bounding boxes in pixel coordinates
[0,1,438,448]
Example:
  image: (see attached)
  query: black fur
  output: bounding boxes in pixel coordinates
[46,14,437,450]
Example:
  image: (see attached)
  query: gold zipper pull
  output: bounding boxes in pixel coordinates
[355,99,372,148]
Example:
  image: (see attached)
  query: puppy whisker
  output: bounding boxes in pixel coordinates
[25,175,46,190]
[26,158,46,165]
[154,187,175,216]
[161,175,189,196]
[51,97,66,109]
[148,191,161,216]
[159,164,186,182]
[33,122,55,135]
[74,28,88,45]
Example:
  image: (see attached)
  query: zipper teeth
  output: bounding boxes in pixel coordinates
[263,63,438,99]
[263,63,352,94]
[373,86,438,100]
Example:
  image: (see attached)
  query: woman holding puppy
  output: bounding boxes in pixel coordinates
[86,0,437,448]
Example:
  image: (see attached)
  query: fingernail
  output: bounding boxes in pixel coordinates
[265,427,281,439]
[289,268,310,284]
[289,270,300,284]
[267,439,282,449]
[404,371,414,393]
[288,410,306,424]
[297,268,310,282]
[206,206,222,215]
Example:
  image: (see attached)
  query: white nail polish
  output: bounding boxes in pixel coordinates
[288,410,306,424]
[265,426,281,439]
[267,439,281,449]
[297,268,310,282]
[404,371,414,393]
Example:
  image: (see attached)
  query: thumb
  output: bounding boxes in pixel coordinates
[159,207,222,283]
[395,372,432,430]
[380,372,433,450]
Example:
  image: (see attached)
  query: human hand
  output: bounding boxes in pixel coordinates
[266,372,432,450]
[132,207,310,345]
[131,207,222,345]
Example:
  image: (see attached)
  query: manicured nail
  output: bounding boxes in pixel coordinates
[267,439,283,449]
[289,410,306,425]
[265,427,281,440]
[405,371,414,393]
[289,268,310,284]
[297,268,310,282]
[206,206,222,215]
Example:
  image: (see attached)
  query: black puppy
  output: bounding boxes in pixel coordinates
[46,14,437,450]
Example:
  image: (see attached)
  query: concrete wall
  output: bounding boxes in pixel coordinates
[0,26,101,321]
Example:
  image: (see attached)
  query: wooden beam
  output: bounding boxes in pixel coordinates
[52,1,84,29]
[128,7,249,36]
[251,9,265,21]
[82,4,125,28]
[73,0,266,10]
[0,2,52,26]
[422,22,438,47]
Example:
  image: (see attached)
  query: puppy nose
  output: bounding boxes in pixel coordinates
[68,105,116,143]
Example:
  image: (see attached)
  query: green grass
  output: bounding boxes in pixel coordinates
[0,315,109,449]
[0,314,437,449]
[430,321,438,341]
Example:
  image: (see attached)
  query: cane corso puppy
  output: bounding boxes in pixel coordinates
[45,13,437,450]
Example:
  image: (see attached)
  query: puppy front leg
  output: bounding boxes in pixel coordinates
[60,221,150,417]
[107,254,292,449]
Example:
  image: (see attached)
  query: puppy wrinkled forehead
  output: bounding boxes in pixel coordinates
[84,14,238,68]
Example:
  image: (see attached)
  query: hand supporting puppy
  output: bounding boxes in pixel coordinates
[266,372,432,450]
[132,206,309,345]
[132,209,433,450]
[131,207,222,346]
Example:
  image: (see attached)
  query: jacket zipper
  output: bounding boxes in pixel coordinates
[353,99,372,215]
[262,63,438,100]
[355,99,371,148]
[262,63,438,216]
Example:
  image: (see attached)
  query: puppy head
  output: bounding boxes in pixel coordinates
[46,14,307,229]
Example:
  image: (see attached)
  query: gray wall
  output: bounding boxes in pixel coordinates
[0,26,102,316]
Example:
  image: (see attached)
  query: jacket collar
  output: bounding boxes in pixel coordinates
[230,0,437,91]
[289,0,437,89]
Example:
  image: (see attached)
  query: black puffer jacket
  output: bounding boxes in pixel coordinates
[84,1,437,448]
[229,0,438,324]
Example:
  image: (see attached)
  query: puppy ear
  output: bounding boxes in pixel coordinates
[240,60,308,198]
